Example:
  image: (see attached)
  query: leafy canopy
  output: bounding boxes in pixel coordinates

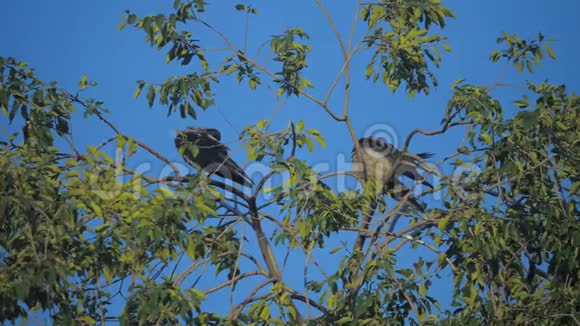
[1,1,578,325]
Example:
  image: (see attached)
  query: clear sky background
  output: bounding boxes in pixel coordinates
[2,0,579,321]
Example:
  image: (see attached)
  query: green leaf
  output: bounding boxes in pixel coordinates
[438,216,449,230]
[308,129,326,149]
[256,119,268,130]
[419,283,427,297]
[327,293,337,310]
[514,99,529,108]
[544,45,557,59]
[517,111,541,128]
[515,60,524,73]
[187,238,197,260]
[259,305,270,321]
[286,305,297,320]
[365,64,375,79]
[526,60,534,73]
[337,317,353,325]
[78,75,88,90]
[330,247,342,254]
[437,254,448,268]
[249,78,257,90]
[157,187,174,198]
[127,13,137,25]
[188,288,206,301]
[117,134,127,150]
[103,266,114,283]
[127,137,138,156]
[90,201,103,217]
[295,120,304,132]
[303,137,314,152]
[481,133,492,144]
[570,182,580,196]
[146,85,156,107]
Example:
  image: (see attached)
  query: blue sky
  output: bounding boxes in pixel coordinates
[2,0,579,321]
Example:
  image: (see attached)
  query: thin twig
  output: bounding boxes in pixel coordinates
[174,259,207,286]
[230,279,273,319]
[203,270,265,295]
[197,18,345,122]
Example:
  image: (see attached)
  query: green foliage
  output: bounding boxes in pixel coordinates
[121,6,216,118]
[120,281,203,325]
[221,52,262,91]
[234,4,258,15]
[135,72,216,118]
[490,32,556,73]
[0,57,75,151]
[439,80,579,322]
[2,2,579,325]
[270,28,313,96]
[361,0,454,97]
[241,120,326,162]
[1,57,223,323]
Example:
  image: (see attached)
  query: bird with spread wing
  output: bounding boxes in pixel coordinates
[175,127,253,187]
[352,137,433,212]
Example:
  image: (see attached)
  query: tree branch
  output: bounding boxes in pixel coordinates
[197,18,345,122]
[203,270,265,295]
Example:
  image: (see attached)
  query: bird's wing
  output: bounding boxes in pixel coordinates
[396,161,434,189]
[211,152,253,187]
[176,128,253,186]
[353,137,432,191]
[385,179,426,212]
[199,133,253,187]
[400,152,434,188]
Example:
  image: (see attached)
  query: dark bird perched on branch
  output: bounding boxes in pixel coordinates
[175,127,253,187]
[351,137,434,212]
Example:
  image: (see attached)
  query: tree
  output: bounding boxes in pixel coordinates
[1,1,578,324]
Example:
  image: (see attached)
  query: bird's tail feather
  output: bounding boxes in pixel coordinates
[417,152,434,159]
[386,181,426,212]
[222,159,253,187]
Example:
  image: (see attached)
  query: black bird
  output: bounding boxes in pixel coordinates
[175,127,253,187]
[352,137,434,211]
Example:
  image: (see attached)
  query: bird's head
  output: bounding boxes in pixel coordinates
[175,127,222,141]
[357,137,398,157]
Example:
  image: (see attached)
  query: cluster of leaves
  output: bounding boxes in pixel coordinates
[304,244,442,324]
[436,58,579,322]
[134,72,216,118]
[361,0,454,97]
[221,52,262,91]
[0,145,95,323]
[121,2,215,119]
[270,159,361,249]
[491,32,556,73]
[0,57,77,151]
[241,120,326,162]
[0,57,239,324]
[3,1,580,324]
[270,28,313,96]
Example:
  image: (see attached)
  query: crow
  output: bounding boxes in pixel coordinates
[175,127,253,187]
